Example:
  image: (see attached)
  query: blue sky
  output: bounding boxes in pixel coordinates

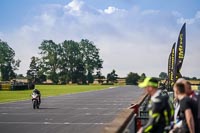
[0,0,200,77]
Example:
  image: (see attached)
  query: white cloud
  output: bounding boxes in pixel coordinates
[172,11,182,17]
[0,32,3,38]
[2,0,200,78]
[66,0,83,11]
[195,11,200,19]
[39,13,56,27]
[177,11,200,24]
[141,9,160,15]
[64,0,84,15]
[104,6,117,14]
[21,25,39,33]
[103,6,124,14]
[177,17,195,24]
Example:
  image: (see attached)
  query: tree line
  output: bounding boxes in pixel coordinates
[0,39,120,84]
[0,39,199,84]
[27,39,103,84]
[0,39,103,84]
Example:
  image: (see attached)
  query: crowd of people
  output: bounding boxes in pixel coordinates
[137,77,200,133]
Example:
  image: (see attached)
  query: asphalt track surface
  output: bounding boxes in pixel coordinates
[0,86,144,133]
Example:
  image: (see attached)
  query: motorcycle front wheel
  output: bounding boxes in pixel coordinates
[33,100,37,109]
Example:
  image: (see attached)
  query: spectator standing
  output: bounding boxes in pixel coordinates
[137,77,174,133]
[170,83,198,133]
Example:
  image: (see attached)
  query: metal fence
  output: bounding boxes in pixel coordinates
[122,95,149,133]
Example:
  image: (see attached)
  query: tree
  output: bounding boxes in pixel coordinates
[0,39,20,81]
[27,56,46,83]
[107,70,118,83]
[87,71,94,84]
[192,77,197,80]
[95,70,105,84]
[39,40,61,84]
[1,63,16,81]
[183,76,190,80]
[126,72,140,85]
[159,72,168,80]
[16,74,25,78]
[79,39,103,83]
[61,40,83,83]
[27,56,38,82]
[60,39,103,84]
[139,73,146,82]
[37,39,103,84]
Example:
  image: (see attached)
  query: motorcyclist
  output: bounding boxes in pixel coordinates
[32,88,41,104]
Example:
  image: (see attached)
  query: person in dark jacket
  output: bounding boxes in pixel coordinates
[137,77,174,133]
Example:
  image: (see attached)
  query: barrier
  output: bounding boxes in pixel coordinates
[104,84,200,133]
[191,85,200,91]
[137,95,149,125]
[132,94,149,132]
[1,83,11,90]
[103,92,148,133]
[11,84,29,90]
[0,82,32,91]
[0,81,11,90]
[103,109,135,133]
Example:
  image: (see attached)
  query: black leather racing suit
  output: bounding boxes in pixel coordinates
[142,90,174,133]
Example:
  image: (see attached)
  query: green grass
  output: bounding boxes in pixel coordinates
[0,85,115,103]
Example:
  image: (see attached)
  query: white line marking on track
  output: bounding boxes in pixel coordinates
[1,113,8,115]
[0,122,108,125]
[0,107,26,109]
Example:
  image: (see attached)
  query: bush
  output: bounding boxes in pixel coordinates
[101,83,114,85]
[126,72,140,85]
[11,84,30,90]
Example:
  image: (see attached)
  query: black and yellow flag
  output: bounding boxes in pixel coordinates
[174,23,186,83]
[168,43,176,90]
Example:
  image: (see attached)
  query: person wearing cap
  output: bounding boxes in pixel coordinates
[137,77,174,133]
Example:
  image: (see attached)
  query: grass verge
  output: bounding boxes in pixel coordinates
[0,85,115,103]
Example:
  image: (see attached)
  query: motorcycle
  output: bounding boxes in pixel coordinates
[31,92,40,109]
